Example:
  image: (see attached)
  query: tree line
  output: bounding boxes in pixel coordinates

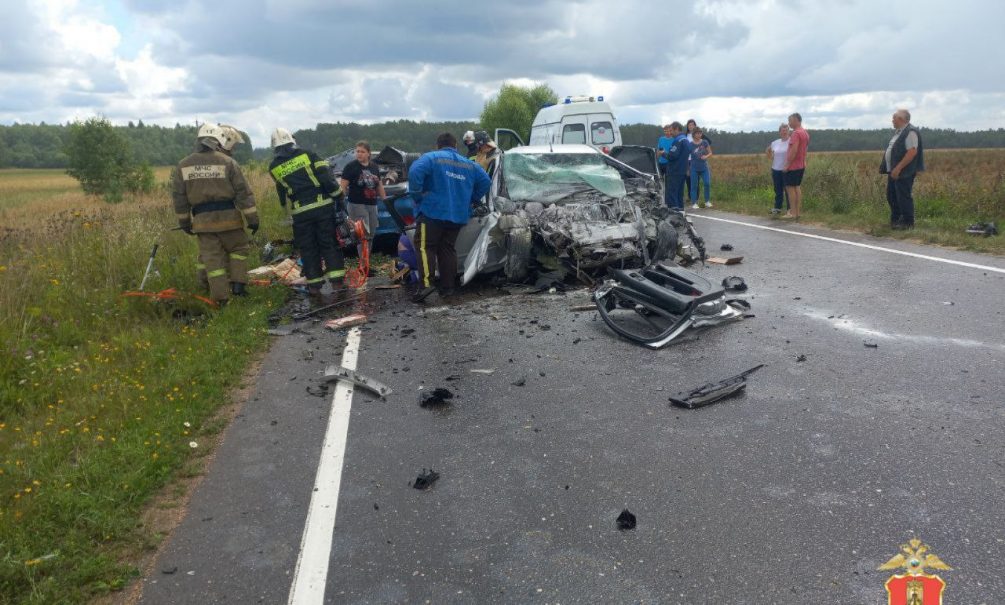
[0,122,252,169]
[2,120,1004,169]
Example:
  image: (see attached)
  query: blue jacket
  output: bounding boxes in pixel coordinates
[408,147,491,225]
[665,134,691,175]
[657,135,674,165]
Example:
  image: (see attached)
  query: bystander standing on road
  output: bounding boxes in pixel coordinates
[782,112,809,219]
[339,141,386,257]
[407,132,491,303]
[766,123,790,215]
[656,124,673,204]
[880,109,924,230]
[658,122,690,210]
[689,128,713,209]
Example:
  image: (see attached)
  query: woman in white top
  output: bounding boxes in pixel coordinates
[766,123,790,214]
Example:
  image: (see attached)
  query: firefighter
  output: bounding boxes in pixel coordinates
[171,124,258,305]
[473,130,501,177]
[193,123,247,291]
[462,130,478,158]
[267,128,346,296]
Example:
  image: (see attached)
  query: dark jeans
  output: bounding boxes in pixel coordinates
[771,169,789,210]
[666,172,686,209]
[886,174,915,226]
[416,216,462,291]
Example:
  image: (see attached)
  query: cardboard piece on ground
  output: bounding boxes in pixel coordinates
[707,256,743,265]
[324,314,367,331]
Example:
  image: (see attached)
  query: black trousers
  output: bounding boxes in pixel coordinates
[293,212,345,288]
[416,216,462,291]
[771,169,789,210]
[886,174,916,227]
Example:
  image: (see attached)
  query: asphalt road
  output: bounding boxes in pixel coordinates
[138,211,1005,605]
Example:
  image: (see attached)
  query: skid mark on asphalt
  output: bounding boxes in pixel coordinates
[690,214,1005,275]
[287,327,361,605]
[804,309,1005,352]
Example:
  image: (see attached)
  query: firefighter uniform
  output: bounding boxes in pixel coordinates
[268,140,345,292]
[171,145,258,303]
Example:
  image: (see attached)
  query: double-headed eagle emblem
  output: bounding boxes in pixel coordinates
[878,538,952,574]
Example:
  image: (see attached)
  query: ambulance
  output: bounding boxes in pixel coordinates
[527,95,623,153]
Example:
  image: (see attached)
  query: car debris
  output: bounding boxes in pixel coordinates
[412,469,440,490]
[616,509,637,530]
[594,262,747,349]
[719,243,734,251]
[864,341,879,348]
[796,354,807,362]
[721,276,747,292]
[965,222,998,236]
[419,388,454,408]
[569,304,596,312]
[324,314,368,331]
[706,255,743,265]
[469,369,496,375]
[669,365,764,409]
[323,365,392,399]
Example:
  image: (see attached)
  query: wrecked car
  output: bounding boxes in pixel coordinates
[402,143,706,285]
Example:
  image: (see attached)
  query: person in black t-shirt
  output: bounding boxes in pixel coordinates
[339,140,386,254]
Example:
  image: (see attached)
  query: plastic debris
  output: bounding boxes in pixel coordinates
[324,314,368,331]
[721,276,747,292]
[413,468,440,490]
[965,222,998,236]
[323,365,393,398]
[796,354,807,362]
[469,368,496,375]
[419,388,454,408]
[616,509,637,530]
[864,342,879,348]
[669,365,764,409]
[720,243,734,251]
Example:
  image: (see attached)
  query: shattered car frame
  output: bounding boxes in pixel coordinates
[452,144,706,284]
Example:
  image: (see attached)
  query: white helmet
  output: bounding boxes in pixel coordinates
[462,130,475,144]
[271,128,296,149]
[196,123,226,149]
[218,124,245,152]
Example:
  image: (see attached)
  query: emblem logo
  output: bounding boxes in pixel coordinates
[878,538,952,605]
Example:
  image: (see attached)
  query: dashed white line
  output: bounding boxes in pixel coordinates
[287,327,361,605]
[690,214,1005,275]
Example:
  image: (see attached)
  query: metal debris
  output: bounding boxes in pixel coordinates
[413,468,440,490]
[323,365,393,399]
[419,388,454,408]
[669,365,764,409]
[616,509,637,530]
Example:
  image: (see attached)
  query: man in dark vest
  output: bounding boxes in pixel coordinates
[880,109,924,230]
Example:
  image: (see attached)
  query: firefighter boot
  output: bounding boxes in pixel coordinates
[231,282,248,296]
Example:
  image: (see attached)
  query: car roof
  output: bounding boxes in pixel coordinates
[505,144,600,155]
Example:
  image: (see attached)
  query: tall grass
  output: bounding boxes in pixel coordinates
[0,167,288,603]
[708,149,1005,253]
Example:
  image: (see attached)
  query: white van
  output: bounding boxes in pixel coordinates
[527,96,622,153]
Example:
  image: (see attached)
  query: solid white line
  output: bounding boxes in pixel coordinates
[690,214,1005,275]
[287,327,362,605]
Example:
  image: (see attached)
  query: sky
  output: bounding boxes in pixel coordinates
[1,0,1004,148]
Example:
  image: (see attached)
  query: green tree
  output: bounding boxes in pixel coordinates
[64,117,155,202]
[480,83,558,145]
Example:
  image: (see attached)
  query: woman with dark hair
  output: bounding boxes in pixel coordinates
[688,128,713,209]
[340,140,386,255]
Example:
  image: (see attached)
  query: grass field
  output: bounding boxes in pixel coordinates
[705,148,1005,254]
[1,149,1003,603]
[0,166,290,604]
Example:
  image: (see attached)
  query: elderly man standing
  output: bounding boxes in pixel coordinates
[880,109,925,230]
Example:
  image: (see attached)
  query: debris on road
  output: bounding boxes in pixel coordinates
[864,341,879,348]
[616,509,637,530]
[161,566,178,575]
[719,243,734,251]
[669,365,764,409]
[595,262,747,349]
[965,222,998,236]
[706,255,743,265]
[413,469,440,490]
[267,326,304,337]
[512,376,527,387]
[469,368,496,375]
[419,388,454,408]
[569,304,596,312]
[721,276,747,292]
[324,314,368,331]
[796,354,807,362]
[323,365,392,399]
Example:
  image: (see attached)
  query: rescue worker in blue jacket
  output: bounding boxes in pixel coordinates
[268,128,346,296]
[407,132,491,302]
[658,121,690,210]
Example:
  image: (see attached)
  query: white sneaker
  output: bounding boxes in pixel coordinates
[691,203,699,209]
[704,202,713,208]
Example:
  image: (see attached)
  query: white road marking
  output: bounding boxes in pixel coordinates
[690,214,1005,275]
[287,327,361,605]
[803,309,1005,352]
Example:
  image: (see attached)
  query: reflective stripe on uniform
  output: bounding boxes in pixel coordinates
[195,263,206,270]
[314,160,329,169]
[419,222,431,288]
[270,153,321,188]
[290,197,333,215]
[229,253,247,260]
[207,268,228,278]
[325,269,345,279]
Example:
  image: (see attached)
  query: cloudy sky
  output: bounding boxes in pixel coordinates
[2,0,1004,147]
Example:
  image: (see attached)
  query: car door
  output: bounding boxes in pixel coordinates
[611,145,663,197]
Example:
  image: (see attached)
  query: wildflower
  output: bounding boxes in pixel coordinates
[189,441,198,448]
[183,421,191,428]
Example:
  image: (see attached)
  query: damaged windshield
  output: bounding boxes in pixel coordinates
[502,153,627,203]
